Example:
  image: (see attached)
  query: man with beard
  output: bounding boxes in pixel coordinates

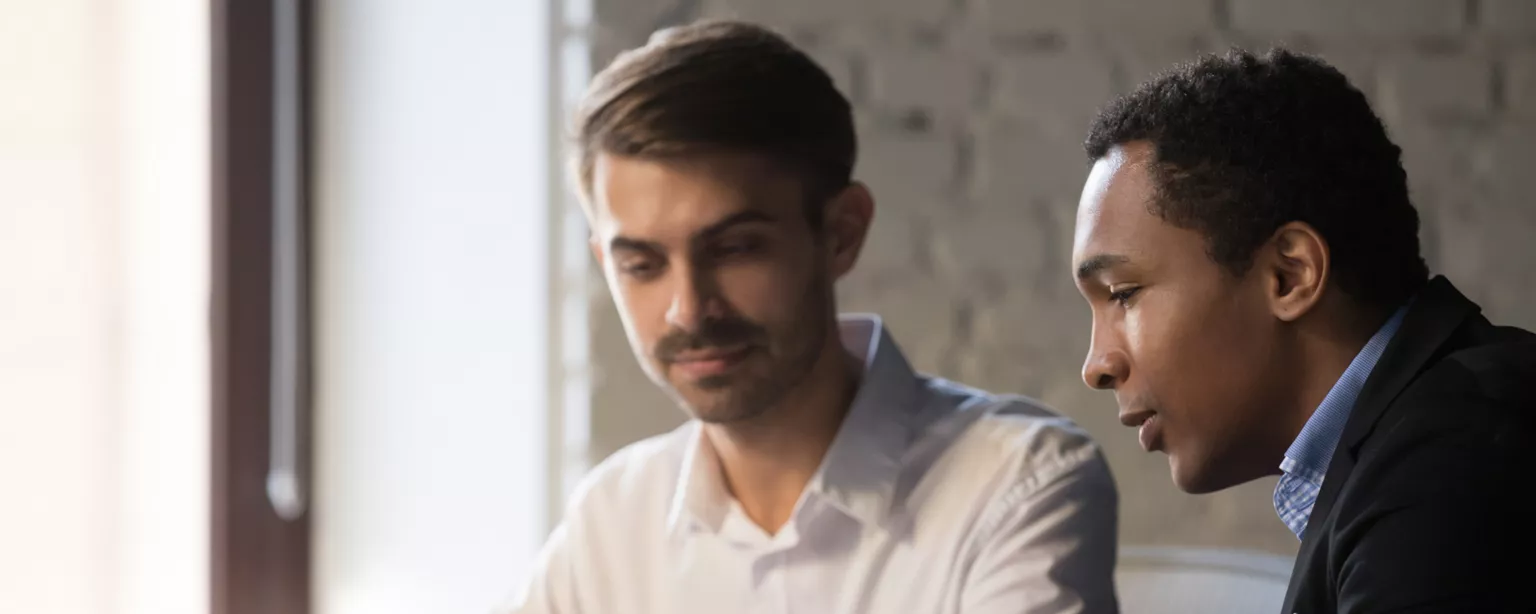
[511,20,1118,614]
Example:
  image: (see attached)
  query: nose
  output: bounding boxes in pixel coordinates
[1082,327,1130,391]
[664,264,724,332]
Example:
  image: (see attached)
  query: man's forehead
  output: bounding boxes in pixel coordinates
[592,204,758,246]
[590,152,802,243]
[1074,145,1154,252]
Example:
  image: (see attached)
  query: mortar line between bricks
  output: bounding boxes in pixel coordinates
[1491,57,1506,114]
[1212,0,1232,31]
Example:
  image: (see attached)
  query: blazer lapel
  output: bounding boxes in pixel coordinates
[1280,277,1479,613]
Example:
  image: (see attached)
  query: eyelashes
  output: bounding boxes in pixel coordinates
[1109,286,1140,307]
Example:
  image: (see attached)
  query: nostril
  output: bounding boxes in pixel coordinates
[1094,373,1115,389]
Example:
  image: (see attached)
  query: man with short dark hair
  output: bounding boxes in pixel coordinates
[1073,48,1536,612]
[512,20,1119,614]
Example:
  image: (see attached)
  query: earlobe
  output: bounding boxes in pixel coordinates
[1267,222,1330,322]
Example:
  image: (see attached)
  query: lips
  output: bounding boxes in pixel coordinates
[1120,409,1164,452]
[669,346,753,379]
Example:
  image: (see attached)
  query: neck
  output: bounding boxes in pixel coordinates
[704,330,862,534]
[1281,298,1394,453]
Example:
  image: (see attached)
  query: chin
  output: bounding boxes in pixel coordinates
[1168,454,1226,494]
[677,390,761,424]
[1169,453,1262,494]
[690,404,765,425]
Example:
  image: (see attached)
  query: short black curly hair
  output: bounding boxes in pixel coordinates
[1085,48,1428,309]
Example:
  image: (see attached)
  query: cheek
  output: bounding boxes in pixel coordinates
[1129,294,1270,426]
[712,254,820,323]
[609,280,669,350]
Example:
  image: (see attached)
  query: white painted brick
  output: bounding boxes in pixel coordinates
[802,47,859,103]
[1313,51,1382,100]
[595,0,686,32]
[952,278,1090,399]
[1389,119,1481,209]
[1232,0,1465,38]
[1485,122,1536,206]
[992,54,1116,130]
[851,136,959,283]
[1081,0,1216,38]
[866,0,956,24]
[1117,47,1378,101]
[1430,187,1536,331]
[1507,51,1536,117]
[848,191,930,279]
[971,277,1087,351]
[705,0,950,27]
[976,123,1092,203]
[1378,55,1493,120]
[1485,0,1536,37]
[867,50,979,115]
[1390,119,1478,181]
[930,194,1077,291]
[836,276,964,373]
[1117,47,1210,94]
[980,0,1079,32]
[590,27,649,69]
[857,132,957,197]
[982,0,1215,39]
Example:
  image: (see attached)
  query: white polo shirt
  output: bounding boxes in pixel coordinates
[512,315,1119,614]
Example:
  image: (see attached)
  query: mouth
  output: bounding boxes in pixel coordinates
[668,346,754,380]
[1120,409,1164,453]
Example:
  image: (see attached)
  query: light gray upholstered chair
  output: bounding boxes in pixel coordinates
[1115,546,1294,614]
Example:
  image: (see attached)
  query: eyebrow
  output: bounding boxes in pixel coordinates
[697,210,776,239]
[1075,254,1131,280]
[609,236,662,254]
[608,210,777,253]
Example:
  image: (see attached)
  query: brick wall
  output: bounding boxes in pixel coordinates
[579,0,1536,554]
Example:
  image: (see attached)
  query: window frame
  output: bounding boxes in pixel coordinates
[209,0,314,612]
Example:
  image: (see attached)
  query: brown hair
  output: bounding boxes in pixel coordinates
[573,20,856,223]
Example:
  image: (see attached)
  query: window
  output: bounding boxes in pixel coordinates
[309,1,575,611]
[3,2,581,611]
[0,1,209,612]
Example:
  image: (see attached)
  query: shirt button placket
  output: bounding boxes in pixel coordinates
[747,547,790,614]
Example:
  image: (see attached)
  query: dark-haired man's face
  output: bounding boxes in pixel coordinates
[588,151,861,423]
[1072,142,1296,493]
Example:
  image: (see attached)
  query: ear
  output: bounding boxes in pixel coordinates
[1262,221,1330,322]
[589,234,606,268]
[821,181,875,279]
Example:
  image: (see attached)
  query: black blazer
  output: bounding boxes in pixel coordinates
[1281,276,1536,613]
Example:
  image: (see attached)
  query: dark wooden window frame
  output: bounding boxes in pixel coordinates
[210,0,314,612]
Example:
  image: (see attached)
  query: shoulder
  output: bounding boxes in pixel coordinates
[919,377,1112,495]
[561,422,694,520]
[1376,338,1536,454]
[1318,335,1536,607]
[1437,331,1536,405]
[1345,347,1536,508]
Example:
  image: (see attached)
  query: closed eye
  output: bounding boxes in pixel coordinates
[707,237,764,260]
[618,258,664,280]
[1109,286,1140,307]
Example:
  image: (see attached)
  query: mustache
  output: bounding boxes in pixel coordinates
[654,317,765,363]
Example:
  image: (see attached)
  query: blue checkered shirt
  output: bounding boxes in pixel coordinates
[1274,306,1407,540]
